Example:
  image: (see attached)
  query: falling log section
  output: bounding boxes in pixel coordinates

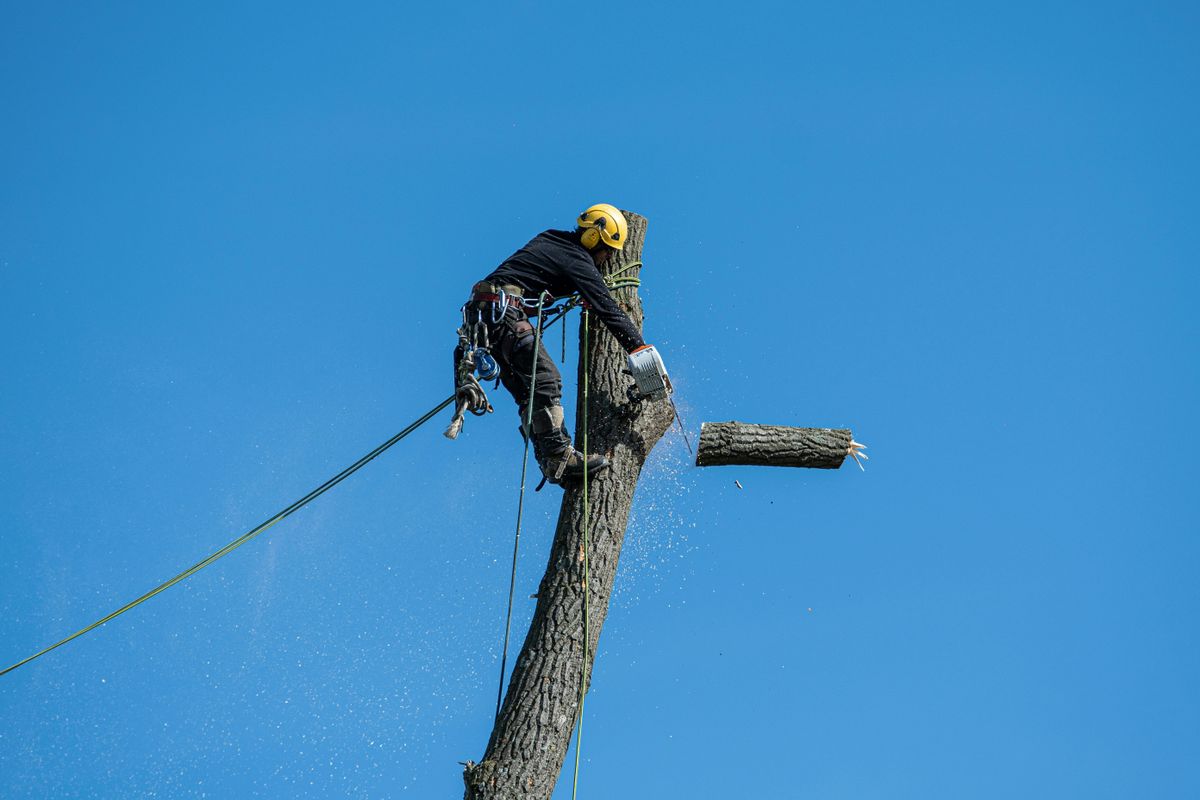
[696,421,853,469]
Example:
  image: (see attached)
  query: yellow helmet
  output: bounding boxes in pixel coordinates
[576,203,628,251]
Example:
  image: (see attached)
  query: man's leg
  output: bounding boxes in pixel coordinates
[496,313,607,484]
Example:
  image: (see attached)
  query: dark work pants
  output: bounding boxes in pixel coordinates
[494,306,562,420]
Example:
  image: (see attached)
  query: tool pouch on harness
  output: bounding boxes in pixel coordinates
[499,316,535,363]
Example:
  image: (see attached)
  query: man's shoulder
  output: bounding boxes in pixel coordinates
[528,228,578,249]
[522,229,589,266]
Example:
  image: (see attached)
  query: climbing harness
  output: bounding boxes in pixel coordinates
[446,284,580,441]
[445,291,503,440]
[1,395,455,678]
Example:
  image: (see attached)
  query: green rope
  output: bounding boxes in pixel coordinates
[605,260,642,295]
[565,259,641,795]
[1,395,455,678]
[571,309,593,799]
[4,260,645,682]
[606,260,642,283]
[495,291,548,720]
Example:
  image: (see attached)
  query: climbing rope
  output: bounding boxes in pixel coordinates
[486,258,652,788]
[515,262,640,794]
[495,291,548,721]
[605,260,642,291]
[565,262,641,794]
[0,395,455,678]
[571,308,594,799]
[5,260,651,683]
[489,289,587,714]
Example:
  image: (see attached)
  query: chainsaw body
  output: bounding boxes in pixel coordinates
[627,345,672,401]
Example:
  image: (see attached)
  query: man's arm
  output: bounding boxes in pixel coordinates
[566,257,646,352]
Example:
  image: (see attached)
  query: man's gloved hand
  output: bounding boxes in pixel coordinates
[626,344,672,400]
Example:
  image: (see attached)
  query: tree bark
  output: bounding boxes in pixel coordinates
[463,212,673,800]
[695,421,852,469]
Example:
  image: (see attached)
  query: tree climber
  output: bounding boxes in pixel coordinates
[449,203,669,486]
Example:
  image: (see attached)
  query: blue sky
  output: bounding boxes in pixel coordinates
[2,2,1197,797]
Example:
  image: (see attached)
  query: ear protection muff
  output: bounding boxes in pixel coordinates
[580,225,602,249]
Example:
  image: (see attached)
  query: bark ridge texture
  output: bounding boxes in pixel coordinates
[463,212,673,800]
[696,421,852,469]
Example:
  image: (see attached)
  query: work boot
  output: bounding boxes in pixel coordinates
[522,406,609,485]
[537,441,609,484]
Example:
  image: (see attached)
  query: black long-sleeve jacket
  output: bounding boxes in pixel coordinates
[484,229,646,353]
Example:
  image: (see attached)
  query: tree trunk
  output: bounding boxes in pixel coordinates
[463,212,673,800]
[695,421,852,469]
